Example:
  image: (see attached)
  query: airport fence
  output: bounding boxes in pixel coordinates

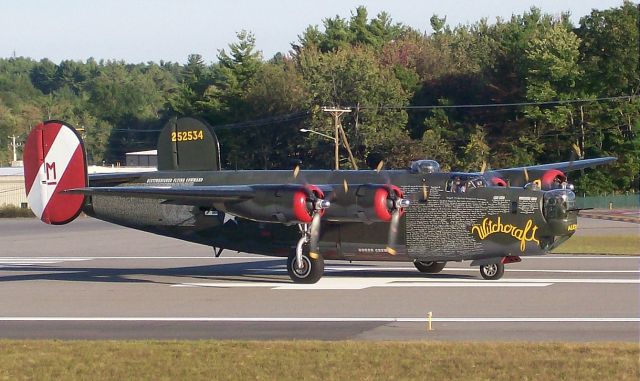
[575,193,639,209]
[0,177,27,208]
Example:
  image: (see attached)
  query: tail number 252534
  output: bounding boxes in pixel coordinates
[171,130,204,142]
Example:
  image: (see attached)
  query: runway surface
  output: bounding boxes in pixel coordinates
[0,217,638,341]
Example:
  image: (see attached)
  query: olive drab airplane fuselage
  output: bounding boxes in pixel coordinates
[23,118,616,283]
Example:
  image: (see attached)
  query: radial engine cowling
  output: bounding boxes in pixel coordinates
[223,185,328,224]
[540,169,567,190]
[324,184,408,223]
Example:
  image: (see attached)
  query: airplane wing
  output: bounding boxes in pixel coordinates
[484,157,616,187]
[88,172,151,187]
[65,184,334,206]
[494,157,617,174]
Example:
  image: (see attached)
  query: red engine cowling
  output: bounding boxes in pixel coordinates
[291,185,325,223]
[324,184,406,223]
[224,185,326,224]
[540,169,567,190]
[490,177,507,187]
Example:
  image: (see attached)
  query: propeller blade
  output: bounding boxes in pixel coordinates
[422,184,428,201]
[569,143,580,173]
[523,167,529,183]
[571,143,580,157]
[376,160,384,173]
[308,212,322,259]
[386,209,400,255]
[343,178,349,193]
[293,165,300,179]
[480,160,487,174]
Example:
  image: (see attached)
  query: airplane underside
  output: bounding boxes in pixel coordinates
[84,195,552,282]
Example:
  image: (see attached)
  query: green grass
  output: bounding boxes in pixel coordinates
[0,205,34,218]
[553,235,640,255]
[0,340,637,381]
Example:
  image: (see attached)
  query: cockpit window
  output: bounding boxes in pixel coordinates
[446,176,486,193]
[447,176,465,193]
[467,177,487,189]
[410,160,441,174]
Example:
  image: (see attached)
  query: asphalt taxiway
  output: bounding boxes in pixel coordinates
[0,217,638,341]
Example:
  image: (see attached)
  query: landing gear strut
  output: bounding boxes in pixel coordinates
[287,227,324,284]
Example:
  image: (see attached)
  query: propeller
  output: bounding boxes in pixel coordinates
[372,161,411,255]
[308,211,322,259]
[385,186,410,255]
[304,187,330,259]
[479,160,507,187]
[387,206,401,255]
[292,166,330,259]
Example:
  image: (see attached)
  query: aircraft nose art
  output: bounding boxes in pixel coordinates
[23,121,87,224]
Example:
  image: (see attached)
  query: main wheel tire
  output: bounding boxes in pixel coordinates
[413,260,447,273]
[287,252,324,284]
[479,262,504,280]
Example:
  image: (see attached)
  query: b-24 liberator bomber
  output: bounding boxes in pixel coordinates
[23,118,615,283]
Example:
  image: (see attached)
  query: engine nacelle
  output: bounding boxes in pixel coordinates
[223,185,326,224]
[324,184,407,223]
[490,177,507,187]
[540,169,567,190]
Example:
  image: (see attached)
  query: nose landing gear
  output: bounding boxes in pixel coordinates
[479,262,505,280]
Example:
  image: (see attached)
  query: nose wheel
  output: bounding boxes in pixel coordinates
[479,262,504,280]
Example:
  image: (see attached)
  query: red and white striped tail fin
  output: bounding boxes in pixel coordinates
[23,121,87,225]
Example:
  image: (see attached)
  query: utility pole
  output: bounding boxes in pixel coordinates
[9,135,18,163]
[321,107,358,170]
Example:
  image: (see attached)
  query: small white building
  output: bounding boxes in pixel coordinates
[126,150,157,167]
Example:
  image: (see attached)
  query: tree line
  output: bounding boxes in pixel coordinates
[0,2,638,194]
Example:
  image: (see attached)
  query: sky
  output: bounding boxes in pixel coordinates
[0,0,629,64]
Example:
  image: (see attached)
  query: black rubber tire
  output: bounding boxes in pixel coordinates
[479,262,505,280]
[287,252,324,284]
[413,260,447,273]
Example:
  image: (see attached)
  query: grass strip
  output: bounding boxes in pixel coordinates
[0,205,34,218]
[0,340,637,381]
[553,235,640,255]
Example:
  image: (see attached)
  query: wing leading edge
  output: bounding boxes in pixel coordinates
[486,157,616,186]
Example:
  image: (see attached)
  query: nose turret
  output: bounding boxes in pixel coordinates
[543,189,577,236]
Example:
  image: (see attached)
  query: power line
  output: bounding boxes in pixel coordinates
[110,110,311,133]
[99,95,638,134]
[366,95,638,110]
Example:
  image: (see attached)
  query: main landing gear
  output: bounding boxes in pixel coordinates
[287,229,324,284]
[413,260,447,273]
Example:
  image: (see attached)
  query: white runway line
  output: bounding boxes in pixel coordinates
[173,281,552,289]
[324,266,640,274]
[0,258,91,268]
[0,257,269,260]
[0,317,637,323]
[170,276,639,290]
